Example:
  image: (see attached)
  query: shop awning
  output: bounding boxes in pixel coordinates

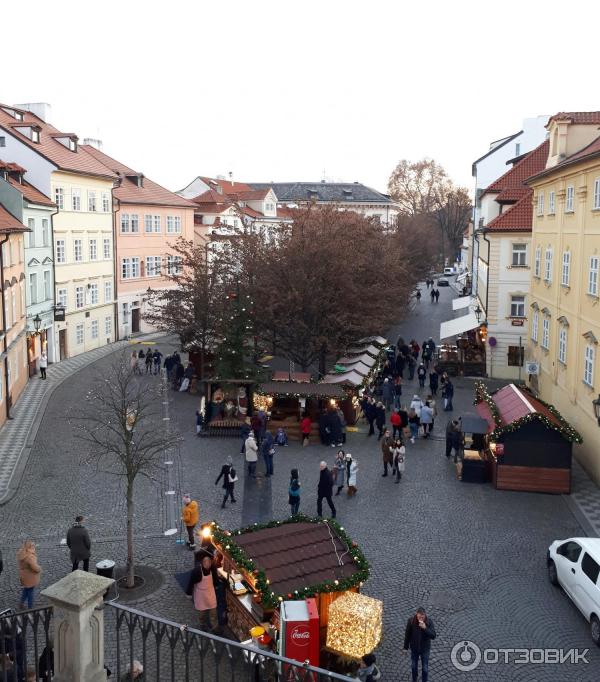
[452,295,474,311]
[346,344,380,358]
[439,312,480,340]
[357,335,388,347]
[321,370,364,386]
[456,272,469,283]
[337,353,376,368]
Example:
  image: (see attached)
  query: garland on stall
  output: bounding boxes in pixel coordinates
[473,381,583,443]
[211,514,370,610]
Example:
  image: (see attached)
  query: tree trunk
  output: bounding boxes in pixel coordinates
[318,345,327,379]
[126,479,135,588]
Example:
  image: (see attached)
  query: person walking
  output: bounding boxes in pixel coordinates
[375,402,386,440]
[38,351,48,380]
[174,360,185,390]
[381,430,394,477]
[288,469,301,516]
[130,351,138,374]
[407,354,416,381]
[434,288,440,302]
[188,553,219,632]
[393,376,403,409]
[403,607,436,682]
[245,432,258,478]
[336,408,347,444]
[164,353,175,381]
[137,349,145,374]
[300,413,311,446]
[408,408,420,444]
[429,287,435,303]
[450,422,463,463]
[365,398,376,437]
[445,419,458,459]
[381,378,393,412]
[347,455,358,496]
[417,363,426,388]
[261,430,275,477]
[426,395,437,432]
[317,462,336,518]
[215,456,237,508]
[181,495,199,549]
[390,409,402,440]
[420,402,434,439]
[144,349,153,374]
[152,349,162,375]
[442,378,454,411]
[17,540,41,609]
[196,409,204,436]
[410,394,424,418]
[66,516,91,572]
[428,368,439,396]
[333,450,346,495]
[392,440,406,483]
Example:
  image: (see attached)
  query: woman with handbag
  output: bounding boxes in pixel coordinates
[215,456,237,508]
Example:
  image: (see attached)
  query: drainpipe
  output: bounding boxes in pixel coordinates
[112,180,121,341]
[0,234,11,420]
[47,204,59,363]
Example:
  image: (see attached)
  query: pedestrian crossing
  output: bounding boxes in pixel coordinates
[0,334,165,503]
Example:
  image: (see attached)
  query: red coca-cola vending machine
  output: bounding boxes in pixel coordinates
[279,598,320,676]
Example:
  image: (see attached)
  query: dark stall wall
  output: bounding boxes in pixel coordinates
[499,419,572,469]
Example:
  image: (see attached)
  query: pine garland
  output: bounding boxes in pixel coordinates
[474,381,583,443]
[212,515,370,609]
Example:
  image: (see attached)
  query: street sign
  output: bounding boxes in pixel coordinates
[525,361,540,375]
[53,306,65,322]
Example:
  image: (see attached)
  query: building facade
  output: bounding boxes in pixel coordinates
[83,145,196,338]
[527,112,600,484]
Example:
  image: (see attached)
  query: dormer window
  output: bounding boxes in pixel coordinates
[126,173,144,188]
[69,138,76,151]
[12,124,41,143]
[52,134,78,151]
[31,129,40,143]
[1,107,24,120]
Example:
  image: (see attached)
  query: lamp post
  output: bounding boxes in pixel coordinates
[593,395,600,426]
[33,313,42,333]
[474,305,482,323]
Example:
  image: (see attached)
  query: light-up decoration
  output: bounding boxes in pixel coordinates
[326,591,383,658]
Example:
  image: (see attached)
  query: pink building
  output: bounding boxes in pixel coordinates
[84,145,196,337]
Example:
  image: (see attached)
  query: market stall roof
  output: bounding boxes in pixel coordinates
[452,295,474,311]
[337,353,377,368]
[356,335,388,347]
[232,522,360,596]
[440,312,480,340]
[460,413,491,434]
[321,370,364,386]
[258,381,344,398]
[271,371,311,383]
[346,344,380,358]
[336,361,370,377]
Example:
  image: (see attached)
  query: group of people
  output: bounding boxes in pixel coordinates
[130,347,163,375]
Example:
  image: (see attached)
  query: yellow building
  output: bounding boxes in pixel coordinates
[528,112,600,484]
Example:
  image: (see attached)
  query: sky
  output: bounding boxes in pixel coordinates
[3,0,600,197]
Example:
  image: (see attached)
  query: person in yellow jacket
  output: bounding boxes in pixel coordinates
[181,495,199,549]
[17,540,41,609]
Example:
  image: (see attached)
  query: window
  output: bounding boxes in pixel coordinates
[534,246,541,277]
[56,239,66,263]
[88,191,97,212]
[566,185,574,212]
[11,291,16,322]
[541,318,550,349]
[167,255,182,274]
[549,191,555,214]
[265,202,275,212]
[3,291,10,328]
[20,282,25,314]
[27,218,36,247]
[89,239,97,261]
[29,273,38,304]
[131,214,139,233]
[537,192,544,216]
[582,553,600,584]
[43,270,51,300]
[75,286,84,309]
[588,256,599,296]
[146,256,161,277]
[584,344,595,386]
[31,129,40,143]
[531,309,539,342]
[594,179,600,210]
[121,214,130,233]
[144,215,153,232]
[105,316,112,335]
[102,192,111,213]
[74,239,83,262]
[42,219,49,246]
[54,187,64,209]
[75,324,84,345]
[512,243,527,267]
[103,238,111,259]
[557,541,582,563]
[507,346,524,367]
[166,216,181,234]
[90,283,98,305]
[0,136,5,147]
[91,319,99,339]
[544,248,553,282]
[558,327,567,364]
[510,295,525,318]
[561,251,570,286]
[515,142,521,156]
[153,215,161,232]
[104,280,112,302]
[122,302,129,323]
[57,288,67,308]
[121,257,140,279]
[72,188,81,211]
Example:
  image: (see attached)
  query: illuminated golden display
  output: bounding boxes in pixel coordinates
[326,591,383,658]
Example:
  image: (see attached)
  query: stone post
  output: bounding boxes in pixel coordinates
[41,570,114,682]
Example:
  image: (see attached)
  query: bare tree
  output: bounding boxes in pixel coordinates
[432,187,472,262]
[388,158,452,216]
[75,354,180,588]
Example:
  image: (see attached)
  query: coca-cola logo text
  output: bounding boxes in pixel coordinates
[291,625,310,645]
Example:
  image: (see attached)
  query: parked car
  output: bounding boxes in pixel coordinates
[547,537,600,644]
[437,278,450,287]
[443,267,456,276]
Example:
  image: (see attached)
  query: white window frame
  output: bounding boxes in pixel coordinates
[566,185,574,212]
[549,191,555,214]
[105,316,112,335]
[88,191,97,212]
[510,295,525,318]
[75,323,84,345]
[91,319,99,339]
[537,192,544,216]
[104,280,112,302]
[121,214,130,233]
[131,257,140,278]
[43,270,51,301]
[167,255,182,275]
[56,239,66,263]
[594,179,600,210]
[146,256,161,277]
[544,248,553,282]
[57,288,67,308]
[72,188,81,211]
[27,218,36,247]
[541,317,550,350]
[531,310,539,343]
[511,243,527,267]
[3,291,10,328]
[89,283,98,305]
[29,273,37,305]
[534,246,541,278]
[130,214,139,233]
[121,258,132,280]
[89,239,97,261]
[74,239,83,262]
[584,344,595,387]
[102,192,111,213]
[588,256,599,296]
[558,327,567,365]
[42,219,49,246]
[103,238,111,260]
[561,251,570,286]
[144,215,153,233]
[75,286,84,309]
[153,215,161,232]
[54,187,64,210]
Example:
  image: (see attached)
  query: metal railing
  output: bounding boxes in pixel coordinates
[107,603,352,682]
[0,607,53,682]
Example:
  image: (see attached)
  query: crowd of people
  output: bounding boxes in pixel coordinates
[129,347,195,393]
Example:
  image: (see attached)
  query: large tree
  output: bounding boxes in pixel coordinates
[432,187,472,261]
[387,158,452,217]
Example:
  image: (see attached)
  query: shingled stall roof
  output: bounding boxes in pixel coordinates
[232,522,361,597]
[257,381,344,398]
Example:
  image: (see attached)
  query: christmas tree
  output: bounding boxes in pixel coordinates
[214,291,261,380]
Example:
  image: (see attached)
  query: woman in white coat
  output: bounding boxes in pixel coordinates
[346,454,358,497]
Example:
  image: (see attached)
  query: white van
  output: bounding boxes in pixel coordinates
[547,537,600,644]
[443,266,456,276]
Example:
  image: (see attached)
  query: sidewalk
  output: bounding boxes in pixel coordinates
[0,333,165,504]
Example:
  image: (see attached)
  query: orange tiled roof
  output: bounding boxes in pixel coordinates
[0,204,27,233]
[199,177,252,195]
[547,112,600,126]
[495,187,530,203]
[482,140,549,196]
[83,145,195,209]
[486,193,533,232]
[8,177,55,207]
[192,189,232,205]
[196,202,230,215]
[0,160,26,173]
[0,104,117,179]
[235,188,271,201]
[527,134,600,184]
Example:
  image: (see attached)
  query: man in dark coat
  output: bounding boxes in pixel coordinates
[374,402,386,440]
[429,369,439,396]
[327,409,343,447]
[381,430,394,477]
[317,462,336,518]
[66,516,91,572]
[365,398,376,436]
[215,456,236,508]
[261,431,275,476]
[403,606,436,682]
[442,379,454,411]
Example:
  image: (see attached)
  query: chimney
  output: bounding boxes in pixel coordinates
[83,137,103,150]
[15,102,51,122]
[228,171,233,187]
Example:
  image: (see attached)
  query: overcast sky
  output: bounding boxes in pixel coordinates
[3,0,600,197]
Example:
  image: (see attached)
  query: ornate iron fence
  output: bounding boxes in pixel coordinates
[0,607,53,682]
[107,603,352,682]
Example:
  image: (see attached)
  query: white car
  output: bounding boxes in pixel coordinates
[547,537,600,644]
[443,267,456,276]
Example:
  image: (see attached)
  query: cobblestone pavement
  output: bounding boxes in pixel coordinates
[0,286,599,680]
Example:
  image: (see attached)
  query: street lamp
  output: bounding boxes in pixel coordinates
[33,314,42,333]
[592,394,600,426]
[474,305,482,323]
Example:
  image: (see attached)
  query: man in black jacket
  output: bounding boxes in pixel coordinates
[215,456,236,508]
[317,462,336,518]
[66,516,92,572]
[403,607,436,682]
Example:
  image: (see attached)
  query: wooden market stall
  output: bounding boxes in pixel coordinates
[474,382,581,494]
[438,311,486,377]
[455,414,491,483]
